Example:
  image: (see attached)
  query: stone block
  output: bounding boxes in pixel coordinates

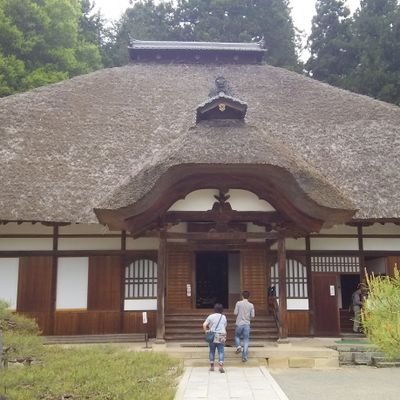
[267,357,289,369]
[314,357,339,369]
[288,357,315,368]
[353,352,373,365]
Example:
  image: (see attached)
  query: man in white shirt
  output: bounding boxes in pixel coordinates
[234,290,255,362]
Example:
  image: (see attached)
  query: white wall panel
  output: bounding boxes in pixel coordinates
[287,299,309,311]
[0,238,53,251]
[124,299,157,311]
[270,238,306,251]
[364,239,400,251]
[56,257,88,310]
[126,237,159,250]
[59,224,114,235]
[169,189,275,212]
[227,189,275,211]
[310,238,358,251]
[363,223,400,235]
[58,238,121,250]
[0,258,19,309]
[0,222,52,234]
[319,225,357,235]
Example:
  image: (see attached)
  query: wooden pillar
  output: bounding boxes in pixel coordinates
[277,237,288,339]
[357,225,365,280]
[120,230,127,333]
[305,235,314,335]
[156,231,166,342]
[49,224,59,335]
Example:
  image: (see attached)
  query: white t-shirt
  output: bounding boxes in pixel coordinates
[204,313,227,334]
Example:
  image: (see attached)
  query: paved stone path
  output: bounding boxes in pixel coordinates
[174,366,289,400]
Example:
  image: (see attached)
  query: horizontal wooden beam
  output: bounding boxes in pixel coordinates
[165,231,279,240]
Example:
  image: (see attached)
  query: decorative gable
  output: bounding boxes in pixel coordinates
[196,76,247,123]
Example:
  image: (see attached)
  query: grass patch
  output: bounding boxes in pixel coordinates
[0,345,182,400]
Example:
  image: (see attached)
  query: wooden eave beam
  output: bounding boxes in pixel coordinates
[164,210,284,225]
[165,231,280,240]
[95,164,355,234]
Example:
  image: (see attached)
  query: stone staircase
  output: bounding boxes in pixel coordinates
[161,341,339,369]
[165,312,279,343]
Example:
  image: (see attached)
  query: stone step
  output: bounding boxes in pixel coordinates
[162,343,339,369]
[43,333,148,345]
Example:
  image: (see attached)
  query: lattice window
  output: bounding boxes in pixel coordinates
[311,256,360,273]
[270,258,308,298]
[125,259,158,299]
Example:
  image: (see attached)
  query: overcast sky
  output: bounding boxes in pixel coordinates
[94,0,360,34]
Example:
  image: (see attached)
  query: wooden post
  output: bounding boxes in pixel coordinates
[156,231,166,342]
[49,224,59,335]
[305,235,314,335]
[357,225,365,279]
[278,237,288,339]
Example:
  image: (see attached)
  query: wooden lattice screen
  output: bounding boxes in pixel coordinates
[125,259,158,299]
[311,256,360,274]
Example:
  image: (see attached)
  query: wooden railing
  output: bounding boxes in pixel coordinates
[268,296,282,339]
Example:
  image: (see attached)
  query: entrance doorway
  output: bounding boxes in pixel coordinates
[340,274,360,310]
[195,252,229,309]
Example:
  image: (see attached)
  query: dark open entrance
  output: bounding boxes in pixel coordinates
[341,274,360,310]
[339,274,360,333]
[196,252,229,309]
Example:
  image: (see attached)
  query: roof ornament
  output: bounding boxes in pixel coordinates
[208,76,234,97]
[196,76,248,123]
[258,35,265,49]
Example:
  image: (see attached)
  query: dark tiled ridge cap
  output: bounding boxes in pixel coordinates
[128,40,266,52]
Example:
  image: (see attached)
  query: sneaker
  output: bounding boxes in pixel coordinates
[235,346,242,354]
[242,358,248,363]
[209,364,214,372]
[219,366,225,373]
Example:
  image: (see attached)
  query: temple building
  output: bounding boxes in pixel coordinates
[1,40,400,341]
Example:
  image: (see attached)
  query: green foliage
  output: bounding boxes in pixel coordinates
[1,346,182,400]
[306,0,355,85]
[307,0,400,105]
[107,0,299,68]
[0,0,103,96]
[362,269,400,359]
[0,300,44,364]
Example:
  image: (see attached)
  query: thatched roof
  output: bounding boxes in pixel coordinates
[1,63,399,224]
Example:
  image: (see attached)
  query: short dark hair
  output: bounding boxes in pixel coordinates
[214,303,223,313]
[242,290,250,299]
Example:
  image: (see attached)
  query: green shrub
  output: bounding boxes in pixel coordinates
[362,268,400,359]
[0,300,44,365]
[1,346,181,400]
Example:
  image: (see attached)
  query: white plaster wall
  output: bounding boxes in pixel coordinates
[169,189,219,211]
[364,239,400,251]
[270,238,306,251]
[363,223,400,234]
[56,258,88,310]
[124,299,157,311]
[276,299,309,310]
[0,222,52,234]
[319,224,357,235]
[169,189,275,212]
[226,189,275,211]
[0,258,19,309]
[287,299,309,311]
[59,224,113,235]
[310,238,358,251]
[0,238,53,251]
[166,222,188,243]
[58,238,121,251]
[126,237,160,250]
